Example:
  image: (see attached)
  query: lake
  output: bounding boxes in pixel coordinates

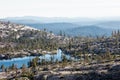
[0,49,72,69]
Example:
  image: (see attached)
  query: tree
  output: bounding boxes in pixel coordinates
[63,31,66,37]
[29,57,40,68]
[1,64,5,72]
[21,64,27,73]
[50,55,54,64]
[59,30,62,36]
[61,55,67,67]
[50,31,53,34]
[5,67,9,75]
[44,28,47,32]
[11,63,16,70]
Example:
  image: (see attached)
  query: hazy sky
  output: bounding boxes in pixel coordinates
[0,0,120,18]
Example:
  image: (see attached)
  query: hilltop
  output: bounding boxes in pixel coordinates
[0,21,69,59]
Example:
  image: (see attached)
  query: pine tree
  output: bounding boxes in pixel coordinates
[1,64,5,72]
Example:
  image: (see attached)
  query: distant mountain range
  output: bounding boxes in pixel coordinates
[25,23,79,33]
[1,16,120,36]
[1,16,95,23]
[25,23,112,36]
[67,26,112,36]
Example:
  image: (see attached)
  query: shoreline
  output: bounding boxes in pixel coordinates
[0,49,57,60]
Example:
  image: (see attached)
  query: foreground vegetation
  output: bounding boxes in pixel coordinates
[0,54,120,80]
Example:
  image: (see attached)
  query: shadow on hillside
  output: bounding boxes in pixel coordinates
[75,65,120,80]
[33,65,120,80]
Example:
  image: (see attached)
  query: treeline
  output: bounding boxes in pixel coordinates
[62,30,120,57]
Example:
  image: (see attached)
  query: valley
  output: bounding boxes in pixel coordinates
[0,19,120,80]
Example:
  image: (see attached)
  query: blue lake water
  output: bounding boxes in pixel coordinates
[0,49,71,69]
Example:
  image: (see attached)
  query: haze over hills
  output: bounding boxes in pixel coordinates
[25,23,79,34]
[67,26,112,36]
[1,16,120,36]
[1,16,96,23]
[96,21,120,29]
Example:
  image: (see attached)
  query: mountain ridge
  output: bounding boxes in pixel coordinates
[1,16,120,36]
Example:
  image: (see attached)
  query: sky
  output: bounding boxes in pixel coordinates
[0,0,120,18]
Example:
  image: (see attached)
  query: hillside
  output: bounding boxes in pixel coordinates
[0,21,37,39]
[25,23,112,36]
[0,21,67,58]
[0,21,120,80]
[25,23,79,34]
[67,26,112,36]
[96,21,120,29]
